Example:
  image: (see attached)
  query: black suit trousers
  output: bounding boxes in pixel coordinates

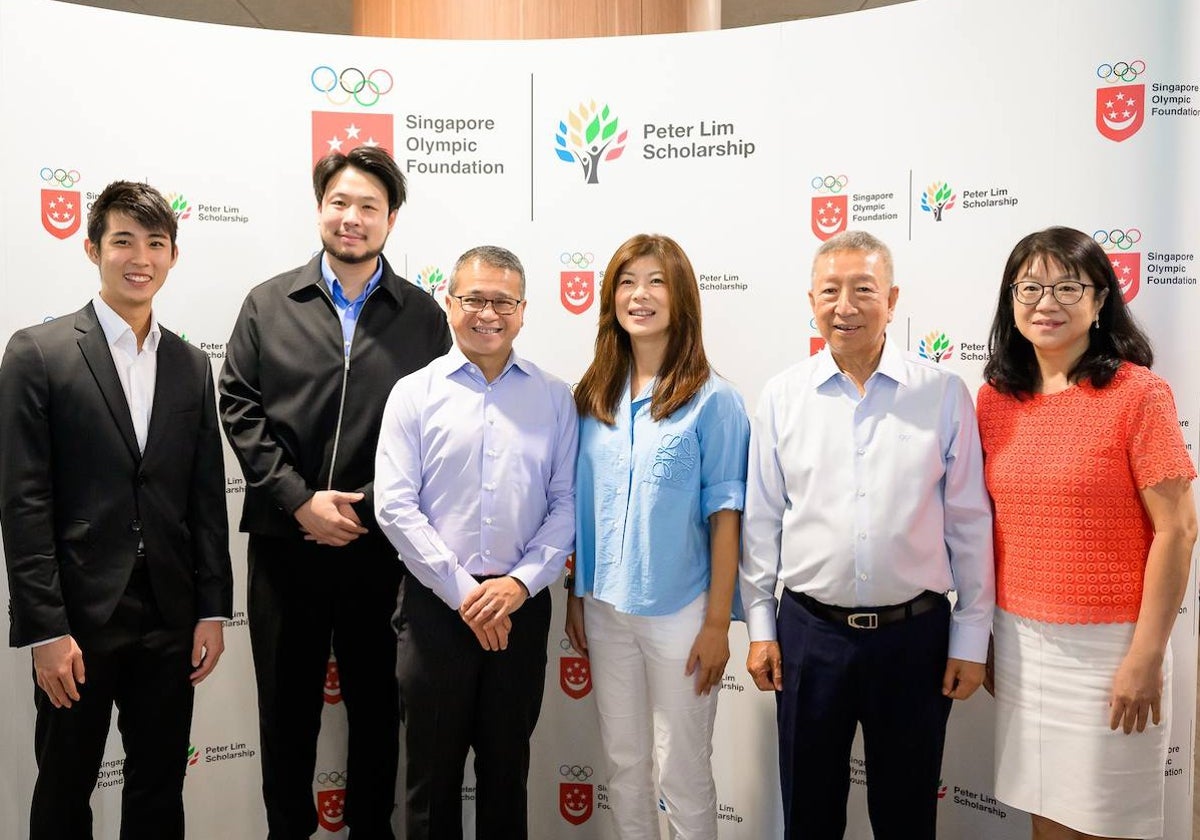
[394,576,552,840]
[30,569,194,840]
[247,534,401,840]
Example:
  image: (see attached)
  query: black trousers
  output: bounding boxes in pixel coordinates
[30,567,194,840]
[776,591,953,840]
[394,576,552,840]
[247,534,401,840]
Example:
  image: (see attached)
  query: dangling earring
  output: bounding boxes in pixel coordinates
[1093,313,1100,329]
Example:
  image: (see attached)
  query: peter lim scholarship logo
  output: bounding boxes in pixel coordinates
[1094,227,1142,303]
[560,251,597,315]
[1095,60,1146,142]
[559,764,595,825]
[810,174,848,241]
[918,331,954,363]
[920,181,956,222]
[555,101,628,184]
[40,166,82,240]
[165,193,191,222]
[417,265,447,298]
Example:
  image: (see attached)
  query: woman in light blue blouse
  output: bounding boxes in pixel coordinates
[565,233,750,840]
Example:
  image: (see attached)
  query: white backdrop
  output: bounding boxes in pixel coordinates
[1,0,1198,836]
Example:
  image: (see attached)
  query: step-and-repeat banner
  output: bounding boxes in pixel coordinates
[1,0,1198,836]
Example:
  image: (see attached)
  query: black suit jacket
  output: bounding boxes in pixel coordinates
[0,303,232,647]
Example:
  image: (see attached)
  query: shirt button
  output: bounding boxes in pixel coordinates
[859,573,868,581]
[483,483,495,491]
[487,386,493,392]
[484,517,493,525]
[858,532,867,541]
[857,489,866,497]
[484,549,492,556]
[857,448,866,456]
[611,523,619,531]
[487,449,497,457]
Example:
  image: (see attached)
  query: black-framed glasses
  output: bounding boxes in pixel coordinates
[449,294,523,315]
[1010,281,1095,306]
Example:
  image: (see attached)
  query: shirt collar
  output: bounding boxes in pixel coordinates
[321,252,383,305]
[92,294,160,352]
[811,334,906,389]
[439,346,528,380]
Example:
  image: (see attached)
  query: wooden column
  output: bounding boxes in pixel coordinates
[353,0,719,38]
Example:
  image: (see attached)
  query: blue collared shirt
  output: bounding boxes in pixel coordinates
[374,348,578,609]
[321,253,382,356]
[740,338,995,662]
[575,373,750,616]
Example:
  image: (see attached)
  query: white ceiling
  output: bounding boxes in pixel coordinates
[56,0,914,35]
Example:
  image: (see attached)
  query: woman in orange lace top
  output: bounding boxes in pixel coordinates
[976,226,1196,840]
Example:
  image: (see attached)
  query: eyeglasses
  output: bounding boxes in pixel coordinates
[449,294,523,315]
[1010,281,1095,306]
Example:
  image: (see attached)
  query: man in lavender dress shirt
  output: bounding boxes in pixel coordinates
[375,245,577,840]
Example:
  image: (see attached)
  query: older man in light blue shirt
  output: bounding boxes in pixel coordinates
[741,230,994,840]
[375,245,576,840]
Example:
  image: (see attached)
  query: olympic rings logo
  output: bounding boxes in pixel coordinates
[560,251,594,268]
[315,771,348,786]
[1093,228,1142,251]
[559,638,574,651]
[41,167,81,188]
[559,764,594,780]
[311,66,393,107]
[1096,60,1146,84]
[811,174,848,194]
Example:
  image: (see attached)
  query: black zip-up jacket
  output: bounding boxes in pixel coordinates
[218,254,451,538]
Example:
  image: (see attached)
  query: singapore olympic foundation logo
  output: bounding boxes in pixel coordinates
[560,251,596,315]
[1094,227,1142,302]
[323,655,342,704]
[920,181,956,222]
[559,637,591,699]
[810,175,848,241]
[41,166,82,240]
[315,770,348,832]
[311,111,394,167]
[555,101,628,184]
[559,764,595,825]
[311,65,393,108]
[1095,60,1146,142]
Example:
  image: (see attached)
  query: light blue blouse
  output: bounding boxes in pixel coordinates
[574,372,750,616]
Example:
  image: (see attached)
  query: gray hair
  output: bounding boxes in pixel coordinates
[450,245,526,298]
[812,230,894,284]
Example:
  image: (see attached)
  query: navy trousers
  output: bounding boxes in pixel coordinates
[776,590,953,840]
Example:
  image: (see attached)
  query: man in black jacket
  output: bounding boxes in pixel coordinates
[219,146,450,840]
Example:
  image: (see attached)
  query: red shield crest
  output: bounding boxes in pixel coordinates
[809,337,826,356]
[42,189,81,239]
[323,657,342,705]
[559,783,593,825]
[560,656,591,699]
[1095,85,1145,142]
[561,271,595,315]
[316,788,346,832]
[312,111,394,166]
[1108,252,1141,303]
[811,196,847,241]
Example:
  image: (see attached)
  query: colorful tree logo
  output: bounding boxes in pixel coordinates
[555,101,628,184]
[166,192,191,221]
[918,331,953,363]
[920,181,955,221]
[417,265,447,297]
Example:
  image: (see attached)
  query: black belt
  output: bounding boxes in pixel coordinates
[789,589,945,630]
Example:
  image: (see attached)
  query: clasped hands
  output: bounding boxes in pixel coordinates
[459,576,528,651]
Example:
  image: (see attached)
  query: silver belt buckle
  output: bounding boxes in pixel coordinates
[847,612,878,630]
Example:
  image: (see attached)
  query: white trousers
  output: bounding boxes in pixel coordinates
[584,593,719,840]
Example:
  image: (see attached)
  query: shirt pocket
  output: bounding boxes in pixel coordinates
[643,430,699,490]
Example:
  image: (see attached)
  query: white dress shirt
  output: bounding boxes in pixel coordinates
[740,338,995,662]
[93,294,159,453]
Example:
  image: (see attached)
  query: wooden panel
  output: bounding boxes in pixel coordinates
[354,0,716,38]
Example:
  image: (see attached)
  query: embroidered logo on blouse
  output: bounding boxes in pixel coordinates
[652,433,696,481]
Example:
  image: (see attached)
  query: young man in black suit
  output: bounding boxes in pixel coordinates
[0,180,232,840]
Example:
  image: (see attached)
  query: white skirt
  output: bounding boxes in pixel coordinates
[993,608,1172,838]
